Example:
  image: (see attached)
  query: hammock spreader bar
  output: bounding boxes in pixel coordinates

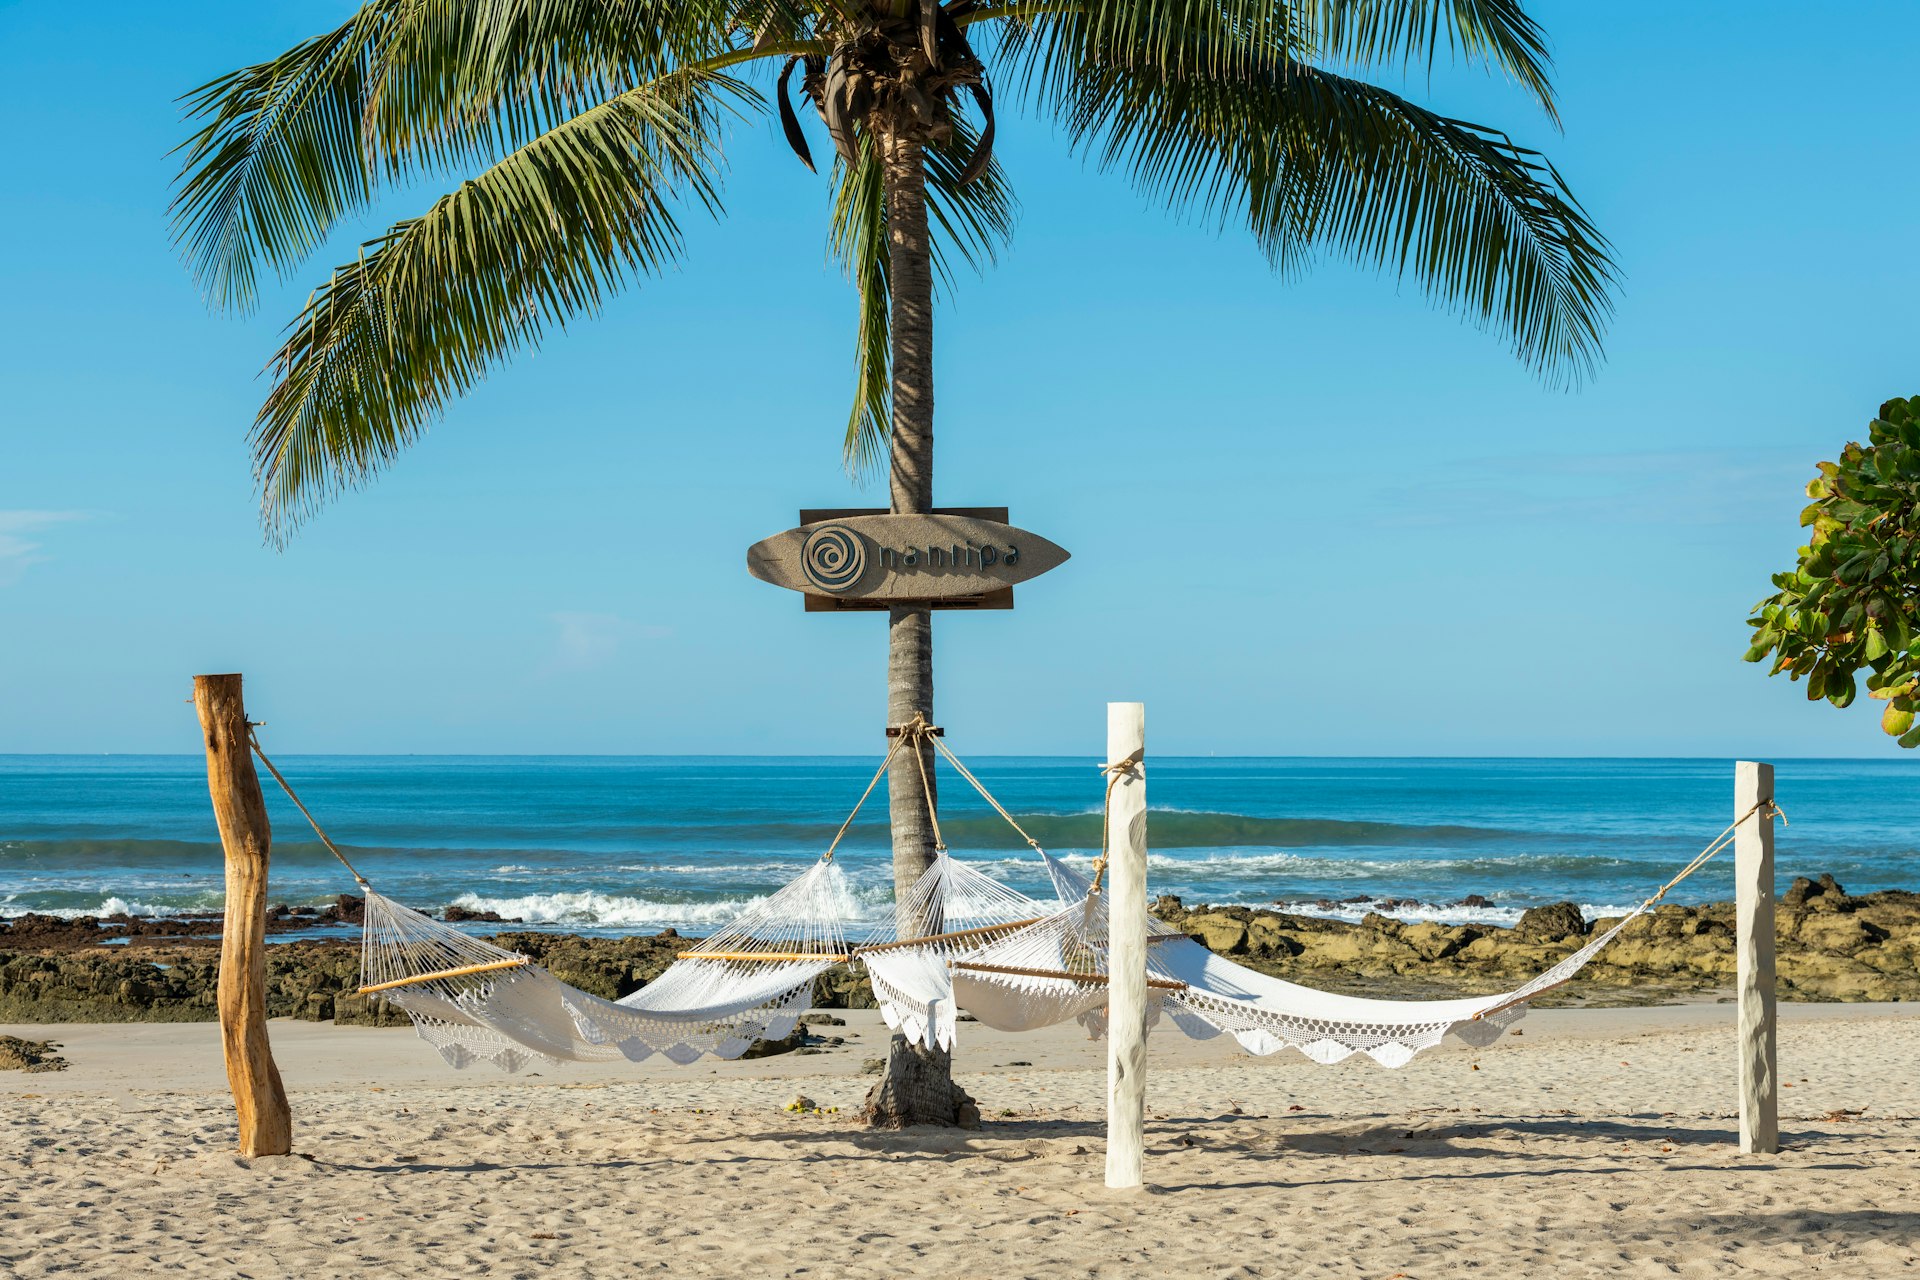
[358,956,530,995]
[856,917,1048,955]
[674,950,851,963]
[954,960,1188,992]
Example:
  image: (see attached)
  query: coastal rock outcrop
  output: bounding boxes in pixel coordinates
[1515,902,1588,940]
[1147,879,1920,1005]
[0,1035,69,1072]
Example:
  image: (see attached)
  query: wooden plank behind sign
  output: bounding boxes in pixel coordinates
[799,506,1008,525]
[804,588,1013,612]
[747,509,1068,608]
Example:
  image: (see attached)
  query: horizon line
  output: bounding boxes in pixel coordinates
[0,751,1909,763]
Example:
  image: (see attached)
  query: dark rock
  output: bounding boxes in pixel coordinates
[1784,873,1851,911]
[815,967,875,1010]
[1457,894,1494,908]
[0,912,229,950]
[442,905,522,924]
[0,915,101,948]
[1516,902,1588,940]
[1246,916,1302,956]
[1183,912,1250,954]
[315,895,367,926]
[799,1013,845,1026]
[741,1025,808,1059]
[332,990,411,1027]
[0,1036,68,1072]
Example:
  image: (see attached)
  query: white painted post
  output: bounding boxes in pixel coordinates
[1735,760,1778,1155]
[1105,702,1148,1190]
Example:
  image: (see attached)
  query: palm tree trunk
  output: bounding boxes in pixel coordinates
[882,128,939,922]
[860,128,975,1130]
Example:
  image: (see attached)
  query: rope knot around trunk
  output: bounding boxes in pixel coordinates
[1088,747,1146,895]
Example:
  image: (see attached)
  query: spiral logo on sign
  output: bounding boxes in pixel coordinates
[801,525,867,594]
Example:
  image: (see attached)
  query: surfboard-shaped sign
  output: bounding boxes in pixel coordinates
[747,510,1069,609]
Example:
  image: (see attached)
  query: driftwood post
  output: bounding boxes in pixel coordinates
[1105,702,1147,1190]
[193,673,292,1158]
[1735,759,1778,1155]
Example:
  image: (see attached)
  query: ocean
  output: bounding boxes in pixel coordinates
[1,755,1914,936]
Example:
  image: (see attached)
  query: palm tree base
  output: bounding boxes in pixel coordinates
[859,1033,980,1128]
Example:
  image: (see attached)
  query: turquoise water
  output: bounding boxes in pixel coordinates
[1,756,1915,934]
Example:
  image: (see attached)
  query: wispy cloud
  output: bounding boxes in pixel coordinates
[540,611,673,676]
[0,510,88,586]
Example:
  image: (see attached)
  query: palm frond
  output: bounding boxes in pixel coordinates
[1013,8,1612,383]
[170,4,398,311]
[171,0,755,312]
[362,0,738,173]
[924,102,1018,287]
[1304,1,1558,124]
[251,69,749,540]
[829,139,891,477]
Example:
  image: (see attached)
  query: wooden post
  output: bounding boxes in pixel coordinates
[193,674,292,1158]
[1105,702,1147,1190]
[1735,760,1778,1155]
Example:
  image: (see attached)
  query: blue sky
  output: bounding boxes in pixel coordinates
[2,2,1916,757]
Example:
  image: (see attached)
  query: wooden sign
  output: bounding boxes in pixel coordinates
[747,507,1069,611]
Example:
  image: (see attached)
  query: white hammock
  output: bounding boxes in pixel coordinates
[359,857,855,1072]
[866,854,1207,1051]
[1154,906,1674,1066]
[326,732,928,1073]
[857,852,1059,1052]
[868,853,1678,1068]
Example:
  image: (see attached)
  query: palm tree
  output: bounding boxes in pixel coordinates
[171,0,1614,1126]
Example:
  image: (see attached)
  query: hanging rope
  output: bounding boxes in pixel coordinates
[1469,797,1786,1021]
[247,727,372,889]
[1087,746,1145,897]
[822,731,910,862]
[928,734,1047,855]
[1645,798,1786,903]
[900,714,949,854]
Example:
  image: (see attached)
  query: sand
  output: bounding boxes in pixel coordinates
[4,1002,1918,1278]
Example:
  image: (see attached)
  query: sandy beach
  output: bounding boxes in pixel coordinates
[5,1002,1918,1278]
[12,0,1920,1273]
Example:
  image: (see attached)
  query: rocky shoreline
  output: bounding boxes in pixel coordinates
[1,875,1915,1026]
[1154,873,1920,1004]
[0,895,374,952]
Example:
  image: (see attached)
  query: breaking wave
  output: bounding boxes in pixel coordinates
[445,884,897,930]
[0,895,216,920]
